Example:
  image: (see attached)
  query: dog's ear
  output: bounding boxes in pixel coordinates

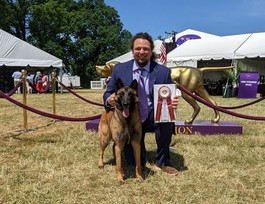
[130,79,138,91]
[115,78,124,93]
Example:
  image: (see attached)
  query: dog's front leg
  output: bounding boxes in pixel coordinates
[98,133,109,168]
[131,140,143,182]
[114,143,125,184]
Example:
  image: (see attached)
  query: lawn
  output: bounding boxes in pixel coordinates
[0,89,265,203]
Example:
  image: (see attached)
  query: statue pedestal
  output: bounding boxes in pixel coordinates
[86,118,100,132]
[86,119,243,135]
[175,120,242,135]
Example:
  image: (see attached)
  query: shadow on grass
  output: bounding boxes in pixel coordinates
[101,149,188,181]
[146,150,188,172]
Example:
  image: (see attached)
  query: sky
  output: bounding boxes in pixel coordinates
[104,0,265,39]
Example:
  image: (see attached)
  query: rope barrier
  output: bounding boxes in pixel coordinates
[57,81,104,107]
[0,90,102,122]
[0,82,22,98]
[3,76,263,133]
[219,95,265,109]
[176,82,265,121]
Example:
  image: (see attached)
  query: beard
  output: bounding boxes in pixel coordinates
[135,58,149,67]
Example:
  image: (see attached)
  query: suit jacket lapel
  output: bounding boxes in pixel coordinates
[127,60,134,82]
[148,61,158,95]
[123,60,134,83]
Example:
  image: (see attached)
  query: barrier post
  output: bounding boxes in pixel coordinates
[52,71,56,114]
[21,69,28,130]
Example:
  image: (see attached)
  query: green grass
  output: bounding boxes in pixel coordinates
[0,90,265,203]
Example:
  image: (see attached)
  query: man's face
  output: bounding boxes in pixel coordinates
[132,38,152,67]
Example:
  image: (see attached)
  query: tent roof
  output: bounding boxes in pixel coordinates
[106,29,218,64]
[167,32,265,62]
[234,32,265,59]
[106,52,133,64]
[165,29,219,44]
[0,29,63,68]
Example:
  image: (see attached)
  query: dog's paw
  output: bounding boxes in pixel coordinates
[117,173,125,184]
[98,164,104,169]
[136,176,144,182]
[117,178,125,185]
[98,159,104,168]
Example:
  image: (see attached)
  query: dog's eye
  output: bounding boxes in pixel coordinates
[119,91,124,96]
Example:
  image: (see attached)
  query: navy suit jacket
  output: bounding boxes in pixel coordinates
[103,59,173,110]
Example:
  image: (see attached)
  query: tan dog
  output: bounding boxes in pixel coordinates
[170,66,234,124]
[98,78,143,184]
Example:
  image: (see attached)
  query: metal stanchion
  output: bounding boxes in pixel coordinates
[15,69,34,133]
[52,71,56,115]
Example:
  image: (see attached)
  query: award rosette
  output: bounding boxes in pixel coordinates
[154,84,180,123]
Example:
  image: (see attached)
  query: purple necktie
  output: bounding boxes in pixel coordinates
[138,69,148,122]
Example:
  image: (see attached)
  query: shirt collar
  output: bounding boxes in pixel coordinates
[133,60,150,72]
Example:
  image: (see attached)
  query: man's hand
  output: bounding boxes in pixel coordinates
[107,93,116,107]
[172,96,179,109]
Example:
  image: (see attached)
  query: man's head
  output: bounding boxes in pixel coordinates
[130,32,156,67]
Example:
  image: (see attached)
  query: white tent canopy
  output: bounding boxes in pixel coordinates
[165,28,218,44]
[0,29,63,68]
[234,32,265,59]
[167,32,265,62]
[106,52,133,64]
[106,29,219,65]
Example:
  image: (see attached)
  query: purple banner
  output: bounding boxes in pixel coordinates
[176,34,201,45]
[238,72,259,98]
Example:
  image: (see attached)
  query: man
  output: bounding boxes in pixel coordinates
[12,70,22,94]
[26,74,34,94]
[103,32,179,175]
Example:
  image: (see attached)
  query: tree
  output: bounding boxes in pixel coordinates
[0,0,132,87]
[67,0,132,86]
[29,0,132,87]
[0,0,43,40]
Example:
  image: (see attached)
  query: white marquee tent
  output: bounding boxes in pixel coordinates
[0,29,63,68]
[167,32,265,63]
[106,51,133,64]
[234,32,265,59]
[165,28,218,44]
[106,29,219,65]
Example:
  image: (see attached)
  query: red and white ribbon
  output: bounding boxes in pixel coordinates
[155,86,175,122]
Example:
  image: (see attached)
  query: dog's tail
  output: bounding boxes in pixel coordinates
[199,66,235,73]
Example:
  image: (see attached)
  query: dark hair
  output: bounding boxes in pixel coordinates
[130,32,157,61]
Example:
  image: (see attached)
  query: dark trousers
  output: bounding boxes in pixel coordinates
[124,110,174,166]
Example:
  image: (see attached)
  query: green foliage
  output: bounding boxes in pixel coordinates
[0,0,36,40]
[224,66,243,85]
[0,0,132,87]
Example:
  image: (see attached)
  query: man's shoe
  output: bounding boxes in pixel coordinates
[154,164,179,176]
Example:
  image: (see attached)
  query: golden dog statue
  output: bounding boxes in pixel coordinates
[96,61,120,78]
[170,66,234,124]
[96,62,234,124]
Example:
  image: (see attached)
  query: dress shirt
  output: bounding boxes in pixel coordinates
[12,71,22,79]
[133,61,152,108]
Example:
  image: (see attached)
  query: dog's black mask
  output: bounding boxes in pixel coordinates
[115,79,138,118]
